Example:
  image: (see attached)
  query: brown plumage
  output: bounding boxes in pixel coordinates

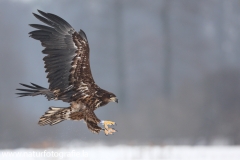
[16,10,118,135]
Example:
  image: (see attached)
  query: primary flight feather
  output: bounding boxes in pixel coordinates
[16,10,118,135]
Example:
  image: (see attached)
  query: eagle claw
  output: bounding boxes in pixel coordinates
[104,128,117,135]
[101,120,116,128]
[101,120,117,135]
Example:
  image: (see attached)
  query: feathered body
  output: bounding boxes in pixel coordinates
[16,10,118,135]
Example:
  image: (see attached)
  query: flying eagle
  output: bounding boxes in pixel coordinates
[16,10,118,135]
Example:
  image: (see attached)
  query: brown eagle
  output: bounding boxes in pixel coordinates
[16,10,118,135]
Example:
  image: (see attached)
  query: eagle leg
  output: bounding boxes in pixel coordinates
[100,120,117,135]
[86,121,102,134]
[85,111,117,135]
[84,111,102,134]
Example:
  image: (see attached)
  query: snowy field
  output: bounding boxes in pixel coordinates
[1,145,240,160]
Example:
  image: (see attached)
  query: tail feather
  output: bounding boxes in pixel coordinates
[16,83,54,100]
[38,107,72,126]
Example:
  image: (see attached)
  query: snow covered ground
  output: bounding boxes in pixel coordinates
[1,145,240,160]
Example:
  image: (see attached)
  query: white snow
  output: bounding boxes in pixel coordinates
[1,145,240,160]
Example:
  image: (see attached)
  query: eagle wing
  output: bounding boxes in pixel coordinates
[29,10,95,95]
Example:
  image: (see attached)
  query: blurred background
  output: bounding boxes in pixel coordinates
[1,0,240,149]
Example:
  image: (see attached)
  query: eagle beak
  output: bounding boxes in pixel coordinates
[110,97,118,103]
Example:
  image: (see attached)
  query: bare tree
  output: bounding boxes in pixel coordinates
[160,0,172,100]
[114,0,126,106]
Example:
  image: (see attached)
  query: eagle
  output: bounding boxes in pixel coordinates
[16,10,118,135]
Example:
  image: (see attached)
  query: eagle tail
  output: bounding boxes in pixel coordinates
[38,107,72,126]
[16,83,54,100]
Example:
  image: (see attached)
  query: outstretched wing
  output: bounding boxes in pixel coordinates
[29,10,95,93]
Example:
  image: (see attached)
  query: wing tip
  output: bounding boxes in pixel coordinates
[79,29,88,42]
[32,12,39,18]
[37,9,45,15]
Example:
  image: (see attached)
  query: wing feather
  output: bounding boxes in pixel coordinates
[29,10,95,98]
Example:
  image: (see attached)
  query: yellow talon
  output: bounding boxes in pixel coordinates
[104,128,116,135]
[101,120,117,135]
[103,120,116,129]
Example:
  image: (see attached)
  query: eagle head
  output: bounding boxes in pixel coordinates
[101,92,118,106]
[108,93,118,103]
